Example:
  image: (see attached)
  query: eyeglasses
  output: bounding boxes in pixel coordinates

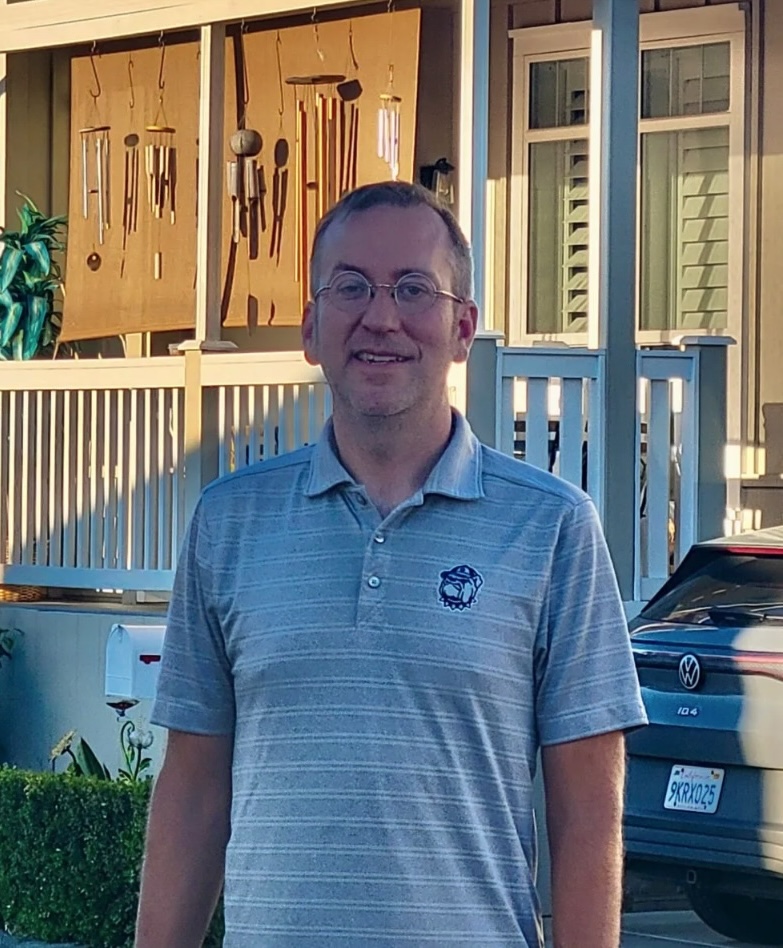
[313,270,465,317]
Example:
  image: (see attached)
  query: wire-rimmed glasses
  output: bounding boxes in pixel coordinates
[313,270,465,317]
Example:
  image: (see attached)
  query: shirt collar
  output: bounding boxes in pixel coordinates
[304,412,484,501]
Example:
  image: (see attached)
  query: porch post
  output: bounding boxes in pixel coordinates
[457,0,490,323]
[587,0,639,601]
[178,23,235,353]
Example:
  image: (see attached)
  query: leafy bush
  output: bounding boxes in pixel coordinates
[0,768,224,947]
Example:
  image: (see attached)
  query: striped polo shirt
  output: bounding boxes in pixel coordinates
[152,412,647,947]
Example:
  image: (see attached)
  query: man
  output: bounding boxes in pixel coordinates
[136,181,647,947]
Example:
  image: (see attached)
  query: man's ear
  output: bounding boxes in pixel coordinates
[302,301,320,366]
[452,301,479,364]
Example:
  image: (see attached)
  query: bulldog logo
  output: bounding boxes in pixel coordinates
[438,564,484,611]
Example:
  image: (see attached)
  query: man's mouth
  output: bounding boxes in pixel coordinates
[354,352,411,364]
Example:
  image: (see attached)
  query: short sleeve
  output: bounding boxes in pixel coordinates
[150,496,236,735]
[534,498,648,746]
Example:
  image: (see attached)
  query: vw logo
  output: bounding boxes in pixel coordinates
[679,654,702,691]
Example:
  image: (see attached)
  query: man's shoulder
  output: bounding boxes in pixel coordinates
[201,444,315,507]
[479,442,590,511]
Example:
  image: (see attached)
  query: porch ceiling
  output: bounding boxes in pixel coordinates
[0,0,364,52]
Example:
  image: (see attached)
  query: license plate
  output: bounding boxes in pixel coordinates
[664,764,724,814]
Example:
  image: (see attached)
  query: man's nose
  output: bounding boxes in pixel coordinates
[359,286,402,331]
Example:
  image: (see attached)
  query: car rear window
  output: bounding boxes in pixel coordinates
[641,549,783,624]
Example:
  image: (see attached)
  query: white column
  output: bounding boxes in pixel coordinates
[187,23,234,350]
[457,0,490,326]
[587,0,639,601]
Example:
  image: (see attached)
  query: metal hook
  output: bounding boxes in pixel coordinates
[128,54,135,109]
[157,35,166,91]
[311,8,325,63]
[89,41,102,100]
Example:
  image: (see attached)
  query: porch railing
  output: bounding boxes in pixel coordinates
[494,340,729,602]
[0,353,331,592]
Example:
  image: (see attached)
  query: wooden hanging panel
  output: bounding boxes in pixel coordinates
[61,40,199,341]
[221,9,421,330]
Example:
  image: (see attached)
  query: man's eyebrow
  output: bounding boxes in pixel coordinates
[329,262,439,282]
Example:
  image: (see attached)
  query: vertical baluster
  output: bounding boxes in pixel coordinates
[559,378,584,487]
[232,385,242,472]
[143,388,153,570]
[20,390,31,564]
[34,391,47,566]
[238,385,249,471]
[61,390,75,567]
[89,389,102,569]
[117,390,129,569]
[525,378,549,471]
[647,378,672,586]
[157,388,169,571]
[265,386,278,459]
[248,385,260,466]
[49,391,62,567]
[75,390,89,568]
[218,386,228,477]
[170,387,181,566]
[281,385,294,454]
[105,390,118,569]
[7,392,18,564]
[129,389,142,570]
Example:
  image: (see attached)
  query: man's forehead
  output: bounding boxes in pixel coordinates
[318,204,451,268]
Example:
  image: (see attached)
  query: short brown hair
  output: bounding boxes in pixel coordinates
[309,181,474,301]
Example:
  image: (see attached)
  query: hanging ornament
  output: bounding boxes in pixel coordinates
[227,127,263,247]
[145,35,178,280]
[377,65,401,181]
[121,55,140,276]
[269,32,290,267]
[80,45,111,253]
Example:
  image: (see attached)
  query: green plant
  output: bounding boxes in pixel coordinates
[117,719,153,784]
[0,767,224,947]
[0,194,67,360]
[50,729,112,780]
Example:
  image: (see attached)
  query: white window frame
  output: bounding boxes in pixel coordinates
[508,5,746,347]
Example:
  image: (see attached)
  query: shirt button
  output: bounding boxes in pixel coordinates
[355,495,367,506]
[367,575,381,589]
[373,534,386,544]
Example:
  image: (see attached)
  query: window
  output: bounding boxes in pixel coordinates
[509,11,744,343]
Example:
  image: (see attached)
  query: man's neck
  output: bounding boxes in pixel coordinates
[332,404,454,515]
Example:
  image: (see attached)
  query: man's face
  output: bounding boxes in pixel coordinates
[302,204,477,425]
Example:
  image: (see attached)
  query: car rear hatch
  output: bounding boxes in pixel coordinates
[626,543,783,874]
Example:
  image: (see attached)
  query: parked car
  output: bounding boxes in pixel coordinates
[625,527,783,946]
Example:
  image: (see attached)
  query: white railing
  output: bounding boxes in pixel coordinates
[496,345,710,603]
[0,359,186,591]
[202,353,332,476]
[0,353,331,592]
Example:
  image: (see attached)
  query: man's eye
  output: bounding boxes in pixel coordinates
[397,281,431,302]
[333,278,367,299]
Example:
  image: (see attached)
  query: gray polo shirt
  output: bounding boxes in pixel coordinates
[152,412,647,947]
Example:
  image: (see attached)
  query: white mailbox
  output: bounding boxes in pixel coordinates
[105,624,166,703]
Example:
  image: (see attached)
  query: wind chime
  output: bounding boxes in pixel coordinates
[80,45,111,261]
[121,54,141,276]
[226,26,265,260]
[377,3,402,180]
[145,36,178,280]
[285,15,367,309]
[269,32,290,266]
